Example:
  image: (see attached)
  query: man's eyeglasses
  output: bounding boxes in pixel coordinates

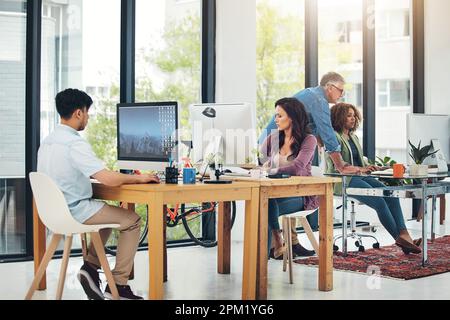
[330,84,345,97]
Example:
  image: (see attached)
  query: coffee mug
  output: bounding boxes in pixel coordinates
[393,164,405,178]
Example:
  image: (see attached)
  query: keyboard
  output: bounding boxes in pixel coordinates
[371,169,393,175]
[223,172,250,177]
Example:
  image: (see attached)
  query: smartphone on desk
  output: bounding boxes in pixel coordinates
[268,173,291,179]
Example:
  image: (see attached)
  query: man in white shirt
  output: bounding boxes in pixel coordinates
[38,88,159,300]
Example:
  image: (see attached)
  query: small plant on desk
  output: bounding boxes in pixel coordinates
[408,140,439,176]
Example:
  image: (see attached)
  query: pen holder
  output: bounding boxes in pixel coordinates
[165,167,179,184]
[183,168,196,184]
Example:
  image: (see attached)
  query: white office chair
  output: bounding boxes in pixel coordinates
[319,149,379,253]
[281,166,322,284]
[25,172,120,300]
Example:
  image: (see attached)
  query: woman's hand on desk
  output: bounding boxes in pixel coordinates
[339,165,376,175]
[364,165,380,173]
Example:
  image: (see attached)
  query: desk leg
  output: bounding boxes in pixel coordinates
[163,205,168,282]
[318,183,333,291]
[341,176,348,256]
[421,180,428,266]
[218,202,231,274]
[439,195,445,225]
[148,193,164,300]
[256,189,268,300]
[33,198,47,290]
[431,196,436,242]
[242,188,259,300]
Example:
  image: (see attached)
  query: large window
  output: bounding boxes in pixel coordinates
[41,0,120,250]
[135,0,201,132]
[0,1,27,256]
[375,0,412,163]
[42,0,120,170]
[318,0,363,141]
[136,0,201,242]
[41,0,120,169]
[256,0,305,135]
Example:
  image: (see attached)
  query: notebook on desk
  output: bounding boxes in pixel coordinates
[222,166,250,177]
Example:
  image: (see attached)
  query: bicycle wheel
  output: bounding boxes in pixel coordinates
[104,204,149,256]
[181,201,236,247]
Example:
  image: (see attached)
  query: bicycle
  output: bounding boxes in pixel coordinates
[105,201,237,255]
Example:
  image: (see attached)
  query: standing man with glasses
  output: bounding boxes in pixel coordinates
[259,71,368,175]
[258,72,371,230]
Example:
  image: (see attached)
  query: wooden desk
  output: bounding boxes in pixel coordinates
[33,181,260,300]
[257,176,340,299]
[222,176,340,299]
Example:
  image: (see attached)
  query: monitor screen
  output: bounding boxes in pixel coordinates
[117,102,178,163]
[407,114,450,166]
[189,103,257,166]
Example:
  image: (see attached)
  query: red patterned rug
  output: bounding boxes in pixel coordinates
[294,236,450,280]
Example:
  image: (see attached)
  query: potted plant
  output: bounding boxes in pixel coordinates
[408,140,439,176]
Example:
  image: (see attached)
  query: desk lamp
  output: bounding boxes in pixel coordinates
[201,106,231,184]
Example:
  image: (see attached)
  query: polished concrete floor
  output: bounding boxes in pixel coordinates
[1,199,449,300]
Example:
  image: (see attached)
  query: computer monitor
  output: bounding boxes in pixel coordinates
[189,103,257,167]
[407,114,450,170]
[117,102,178,171]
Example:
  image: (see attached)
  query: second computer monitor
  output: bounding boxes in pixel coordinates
[189,103,257,166]
[407,114,450,170]
[117,101,178,171]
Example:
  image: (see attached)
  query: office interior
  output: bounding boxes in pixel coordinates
[0,0,449,301]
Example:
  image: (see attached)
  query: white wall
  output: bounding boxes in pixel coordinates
[215,0,256,105]
[424,0,450,115]
[216,0,256,241]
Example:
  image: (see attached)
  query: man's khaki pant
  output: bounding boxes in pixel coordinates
[83,204,141,285]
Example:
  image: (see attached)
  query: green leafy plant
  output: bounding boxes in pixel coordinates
[369,156,397,167]
[408,140,439,164]
[368,156,412,186]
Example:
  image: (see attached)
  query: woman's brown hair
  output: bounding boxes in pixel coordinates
[330,103,362,133]
[274,97,311,159]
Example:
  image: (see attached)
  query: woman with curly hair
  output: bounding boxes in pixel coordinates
[326,103,421,254]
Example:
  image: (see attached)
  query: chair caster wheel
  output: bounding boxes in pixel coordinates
[358,246,365,252]
[372,243,380,249]
[355,241,360,247]
[333,245,339,252]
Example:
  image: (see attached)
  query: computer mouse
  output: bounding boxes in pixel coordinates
[223,169,232,173]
